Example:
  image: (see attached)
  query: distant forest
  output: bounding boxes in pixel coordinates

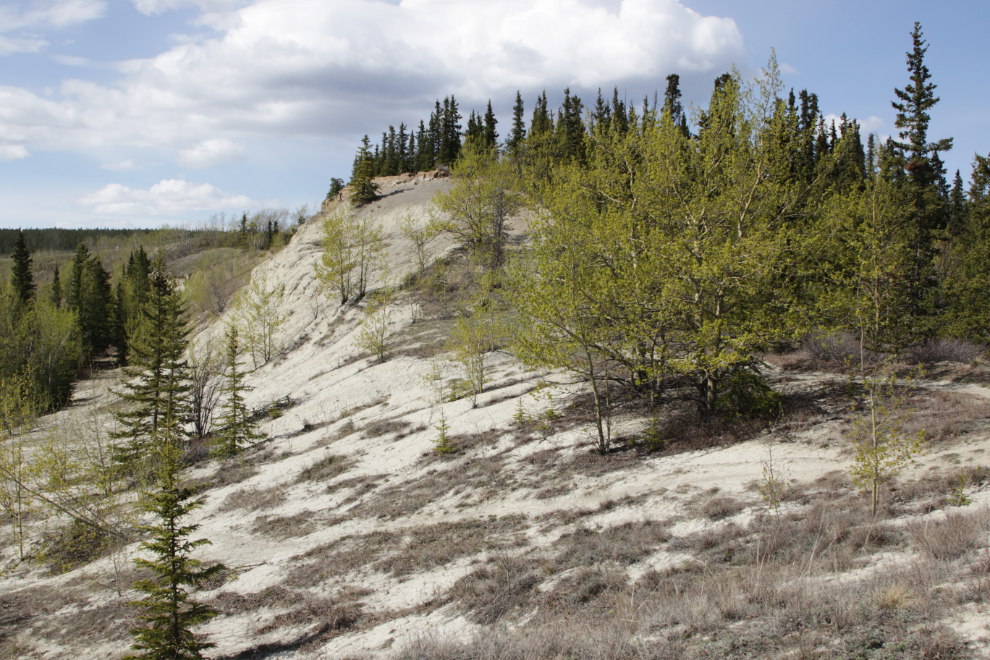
[0,228,174,255]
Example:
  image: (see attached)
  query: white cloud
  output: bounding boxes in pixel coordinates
[0,145,29,160]
[0,0,107,32]
[99,159,139,170]
[78,178,259,215]
[0,35,47,54]
[0,0,745,159]
[177,138,246,168]
[780,62,798,75]
[860,115,886,134]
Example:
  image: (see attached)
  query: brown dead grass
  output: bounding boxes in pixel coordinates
[295,453,355,484]
[252,511,320,539]
[907,507,990,561]
[347,453,512,519]
[220,485,288,512]
[285,516,528,588]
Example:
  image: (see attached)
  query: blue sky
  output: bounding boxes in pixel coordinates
[0,0,986,229]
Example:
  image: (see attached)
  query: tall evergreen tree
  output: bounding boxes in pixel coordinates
[482,100,498,150]
[610,87,628,136]
[397,122,409,173]
[438,96,462,164]
[464,110,483,152]
[507,91,527,155]
[113,281,129,364]
[416,118,434,171]
[948,169,967,236]
[530,90,553,137]
[557,88,585,163]
[890,21,953,336]
[67,243,89,313]
[10,230,35,306]
[50,265,62,308]
[662,73,689,137]
[212,326,261,459]
[112,256,192,467]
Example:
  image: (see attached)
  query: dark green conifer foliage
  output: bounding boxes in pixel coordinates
[114,281,129,364]
[530,91,553,137]
[592,88,611,133]
[483,100,498,149]
[464,110,483,152]
[212,326,261,459]
[125,447,223,660]
[10,230,35,306]
[112,256,191,466]
[891,21,953,336]
[507,91,526,155]
[438,96,462,165]
[50,265,62,308]
[946,155,990,341]
[327,178,345,199]
[67,243,89,313]
[349,135,380,206]
[556,88,585,163]
[416,119,434,171]
[948,169,967,236]
[610,88,628,136]
[406,131,416,172]
[397,123,408,173]
[662,73,689,137]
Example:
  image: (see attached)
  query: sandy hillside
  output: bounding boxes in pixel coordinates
[5,176,990,660]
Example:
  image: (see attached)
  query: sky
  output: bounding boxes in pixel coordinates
[0,0,986,229]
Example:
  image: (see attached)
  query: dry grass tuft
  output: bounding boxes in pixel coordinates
[220,485,288,512]
[252,511,319,539]
[907,507,990,560]
[295,453,355,484]
[700,495,746,520]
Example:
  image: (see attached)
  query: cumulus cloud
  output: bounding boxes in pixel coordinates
[0,0,745,159]
[78,178,259,215]
[178,138,246,168]
[860,115,886,133]
[99,159,139,170]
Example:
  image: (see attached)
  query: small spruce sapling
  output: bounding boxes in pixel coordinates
[212,326,262,459]
[126,443,224,660]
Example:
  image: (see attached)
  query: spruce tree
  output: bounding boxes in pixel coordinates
[507,91,526,155]
[948,169,967,236]
[212,326,261,459]
[50,265,62,308]
[10,230,35,306]
[125,443,223,660]
[112,256,191,467]
[891,21,953,337]
[662,73,689,137]
[464,110,483,152]
[349,135,380,206]
[483,100,498,150]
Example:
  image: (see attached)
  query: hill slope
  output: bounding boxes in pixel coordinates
[5,176,990,659]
